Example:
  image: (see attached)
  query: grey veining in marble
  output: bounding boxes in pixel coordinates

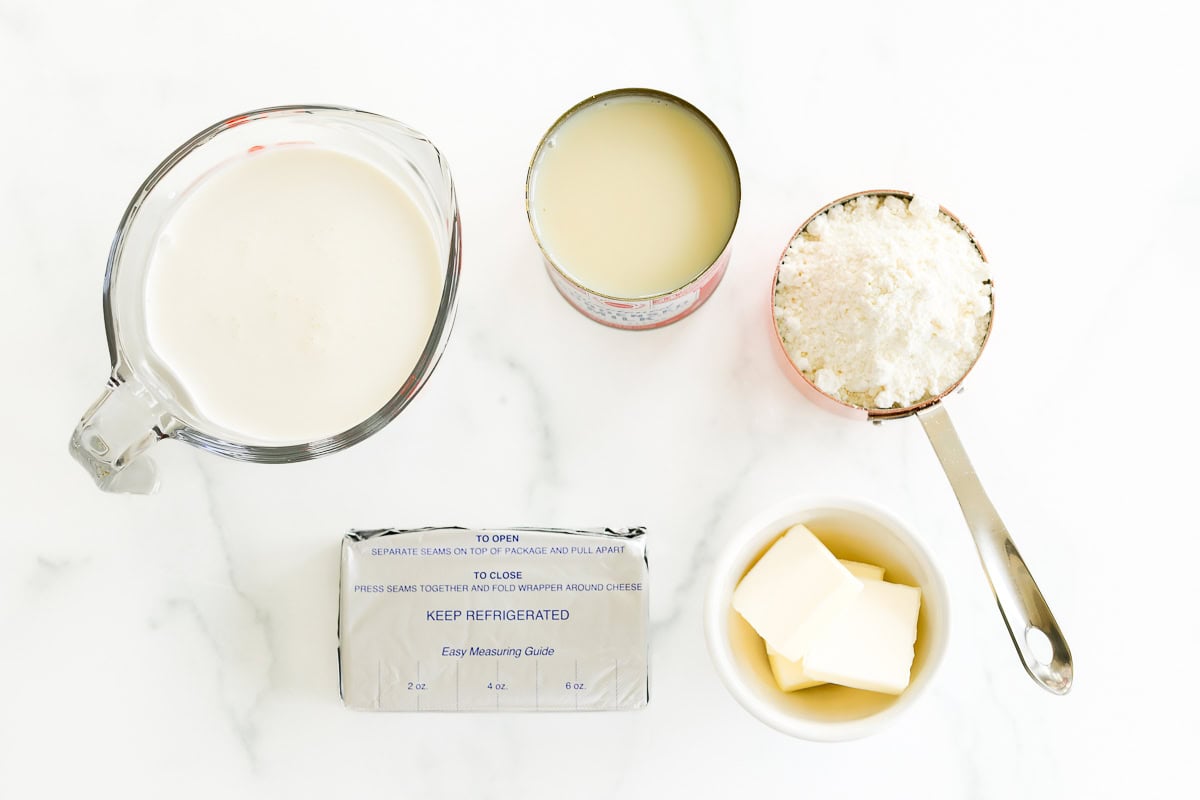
[1,1,1196,798]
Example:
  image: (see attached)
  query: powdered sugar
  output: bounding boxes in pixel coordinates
[773,195,992,410]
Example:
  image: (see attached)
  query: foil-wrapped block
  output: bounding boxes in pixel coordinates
[339,527,648,711]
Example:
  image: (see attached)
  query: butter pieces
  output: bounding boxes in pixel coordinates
[766,645,823,691]
[803,580,921,695]
[734,526,923,696]
[836,560,885,581]
[732,524,863,661]
[764,559,888,691]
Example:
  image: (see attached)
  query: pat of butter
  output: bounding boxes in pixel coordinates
[765,559,885,691]
[802,579,922,695]
[766,644,823,691]
[732,524,863,661]
[836,560,885,581]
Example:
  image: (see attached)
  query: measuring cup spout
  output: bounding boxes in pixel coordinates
[68,373,167,494]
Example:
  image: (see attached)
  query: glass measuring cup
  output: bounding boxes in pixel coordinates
[69,105,462,494]
[770,190,1073,694]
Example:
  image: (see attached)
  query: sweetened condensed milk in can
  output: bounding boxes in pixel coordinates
[526,88,740,330]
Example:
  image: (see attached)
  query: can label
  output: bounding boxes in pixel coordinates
[545,244,732,330]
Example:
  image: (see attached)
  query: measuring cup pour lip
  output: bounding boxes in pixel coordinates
[73,104,463,492]
[768,189,994,421]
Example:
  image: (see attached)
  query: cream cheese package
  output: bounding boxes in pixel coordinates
[339,527,648,711]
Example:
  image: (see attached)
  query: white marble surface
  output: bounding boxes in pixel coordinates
[1,1,1196,796]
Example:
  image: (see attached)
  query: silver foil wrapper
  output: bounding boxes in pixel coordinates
[339,527,648,711]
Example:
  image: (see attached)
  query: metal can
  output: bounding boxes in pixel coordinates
[526,88,741,330]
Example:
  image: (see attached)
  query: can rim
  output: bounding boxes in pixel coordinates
[525,87,742,303]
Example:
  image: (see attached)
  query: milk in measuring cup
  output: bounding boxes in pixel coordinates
[143,145,442,444]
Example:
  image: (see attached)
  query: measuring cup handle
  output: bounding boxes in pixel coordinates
[917,402,1073,695]
[69,373,166,494]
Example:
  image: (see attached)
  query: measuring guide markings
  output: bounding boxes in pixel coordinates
[339,527,649,712]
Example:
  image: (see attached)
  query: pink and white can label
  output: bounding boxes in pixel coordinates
[542,242,733,330]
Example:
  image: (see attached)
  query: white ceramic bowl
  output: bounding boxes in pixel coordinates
[704,496,950,741]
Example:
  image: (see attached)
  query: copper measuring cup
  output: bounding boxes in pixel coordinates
[770,190,1073,695]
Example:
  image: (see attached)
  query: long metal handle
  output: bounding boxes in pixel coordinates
[918,403,1073,694]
